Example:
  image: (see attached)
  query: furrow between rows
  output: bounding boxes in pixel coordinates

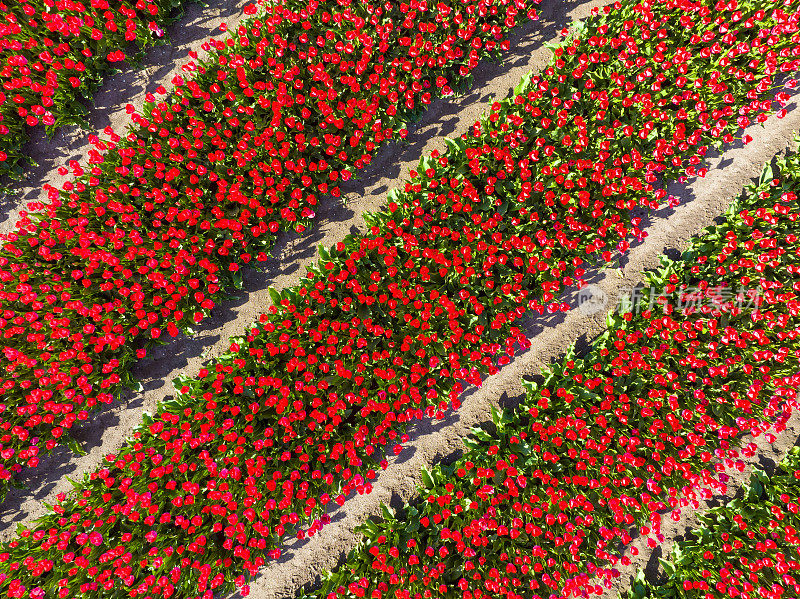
[0,0,253,236]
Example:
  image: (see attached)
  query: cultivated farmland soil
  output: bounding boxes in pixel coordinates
[0,0,799,599]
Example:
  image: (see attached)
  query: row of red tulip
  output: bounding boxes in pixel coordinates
[624,443,800,599]
[301,146,800,599]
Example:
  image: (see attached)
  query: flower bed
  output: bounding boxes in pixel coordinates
[296,148,800,599]
[0,0,181,191]
[624,445,800,599]
[0,0,544,490]
[1,0,797,495]
[0,0,799,597]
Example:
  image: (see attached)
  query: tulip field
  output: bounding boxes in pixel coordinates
[0,0,544,491]
[624,444,800,599]
[0,0,799,596]
[297,149,800,598]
